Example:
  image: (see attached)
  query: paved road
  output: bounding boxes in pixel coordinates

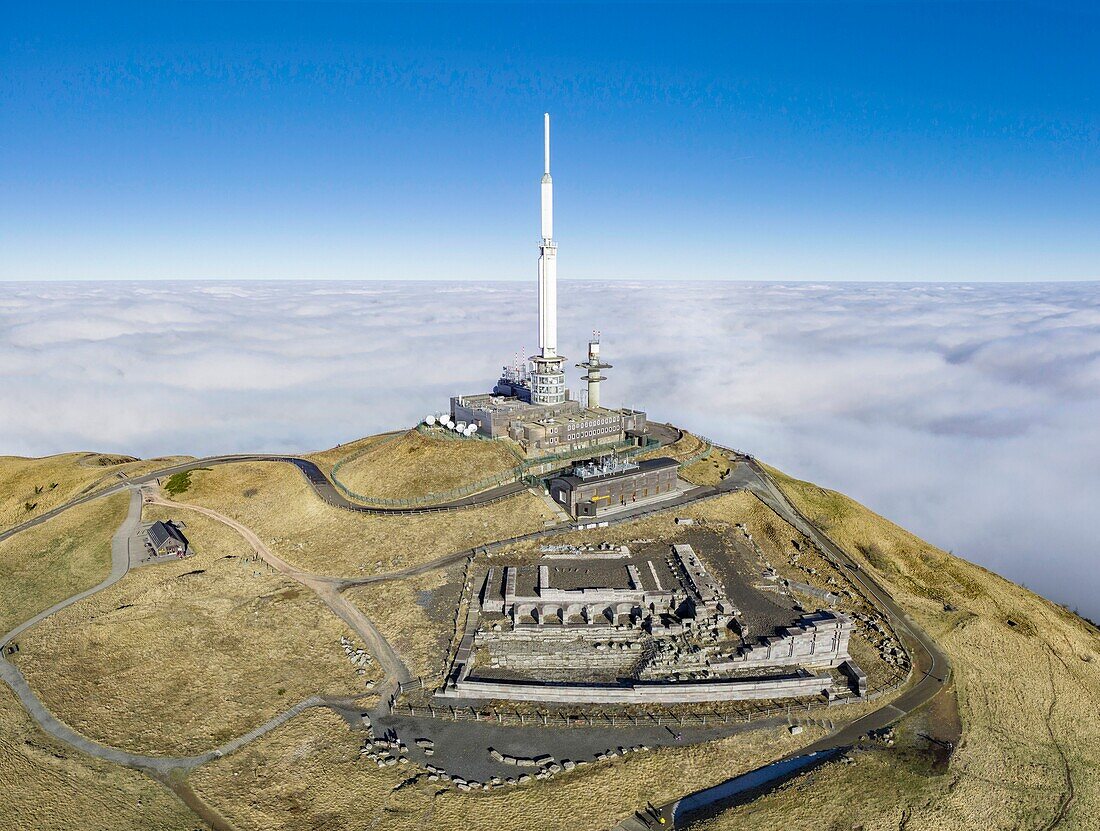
[0,421,692,546]
[615,459,952,829]
[0,489,333,778]
[0,651,325,776]
[0,453,530,549]
[375,710,800,784]
[1,486,142,648]
[0,428,948,831]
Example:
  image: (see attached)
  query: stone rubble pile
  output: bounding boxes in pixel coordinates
[340,635,375,677]
[357,719,410,768]
[420,744,654,792]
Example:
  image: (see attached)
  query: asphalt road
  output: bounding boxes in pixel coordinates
[0,429,949,831]
[1,487,142,648]
[616,458,952,829]
[0,453,531,549]
[1,421,693,545]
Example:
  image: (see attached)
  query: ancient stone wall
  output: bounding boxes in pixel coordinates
[440,672,831,704]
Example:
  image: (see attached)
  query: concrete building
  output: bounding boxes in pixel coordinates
[451,393,647,455]
[446,114,650,458]
[548,457,679,518]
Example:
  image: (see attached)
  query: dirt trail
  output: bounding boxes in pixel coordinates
[146,497,412,693]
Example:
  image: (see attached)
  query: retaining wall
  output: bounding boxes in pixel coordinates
[439,673,830,704]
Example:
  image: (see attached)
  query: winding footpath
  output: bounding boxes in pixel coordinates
[2,487,141,649]
[0,453,527,550]
[0,476,417,830]
[0,443,951,831]
[142,496,413,697]
[0,488,334,775]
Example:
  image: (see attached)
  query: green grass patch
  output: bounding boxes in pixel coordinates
[163,468,209,496]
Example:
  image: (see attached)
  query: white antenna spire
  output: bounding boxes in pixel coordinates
[538,112,556,357]
[531,113,565,405]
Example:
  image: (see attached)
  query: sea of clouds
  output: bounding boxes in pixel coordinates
[2,280,1097,619]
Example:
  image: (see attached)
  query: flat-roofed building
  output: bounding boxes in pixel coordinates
[450,391,647,456]
[548,456,679,518]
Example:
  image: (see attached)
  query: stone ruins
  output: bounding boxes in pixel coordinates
[440,542,861,704]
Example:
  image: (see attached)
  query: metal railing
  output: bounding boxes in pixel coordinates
[329,429,659,509]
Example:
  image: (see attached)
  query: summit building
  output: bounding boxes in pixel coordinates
[450,114,649,457]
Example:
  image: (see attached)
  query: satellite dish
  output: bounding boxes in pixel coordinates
[424,415,437,426]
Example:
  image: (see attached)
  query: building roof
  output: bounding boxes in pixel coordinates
[552,456,678,488]
[148,520,188,551]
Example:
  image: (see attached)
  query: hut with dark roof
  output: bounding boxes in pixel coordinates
[147,520,189,556]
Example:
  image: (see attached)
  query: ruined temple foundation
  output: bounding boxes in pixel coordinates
[439,672,833,704]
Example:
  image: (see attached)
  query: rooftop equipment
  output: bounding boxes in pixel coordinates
[571,455,640,481]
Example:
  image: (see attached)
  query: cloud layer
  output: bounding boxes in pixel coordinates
[2,280,1098,619]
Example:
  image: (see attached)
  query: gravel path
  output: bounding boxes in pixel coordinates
[143,497,413,695]
[0,433,951,831]
[1,486,141,648]
[0,489,336,774]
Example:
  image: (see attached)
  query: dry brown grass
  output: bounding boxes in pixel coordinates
[0,683,194,831]
[681,449,733,487]
[346,562,466,680]
[496,489,821,562]
[0,492,128,636]
[639,429,706,464]
[190,700,827,831]
[0,452,187,533]
[305,433,397,476]
[693,464,1100,831]
[333,429,523,500]
[13,503,380,756]
[169,461,556,577]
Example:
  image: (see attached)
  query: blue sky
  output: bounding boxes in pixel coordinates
[2,1,1098,281]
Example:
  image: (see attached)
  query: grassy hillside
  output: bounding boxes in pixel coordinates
[4,441,1096,830]
[0,492,128,636]
[0,684,193,831]
[347,561,466,680]
[305,432,397,476]
[639,429,708,463]
[0,452,186,533]
[14,504,376,756]
[190,701,826,831]
[332,429,523,501]
[167,461,556,576]
[694,465,1100,831]
[680,449,732,486]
